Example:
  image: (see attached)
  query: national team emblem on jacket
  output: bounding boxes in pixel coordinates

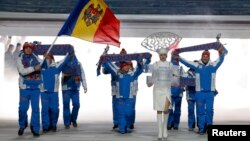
[83,3,103,26]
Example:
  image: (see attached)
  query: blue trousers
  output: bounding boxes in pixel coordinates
[117,98,134,133]
[113,96,136,127]
[62,90,80,126]
[112,96,118,125]
[131,96,136,126]
[41,92,59,130]
[187,99,196,129]
[195,91,215,133]
[18,89,40,133]
[168,96,182,128]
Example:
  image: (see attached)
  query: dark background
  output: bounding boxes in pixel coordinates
[1,0,250,15]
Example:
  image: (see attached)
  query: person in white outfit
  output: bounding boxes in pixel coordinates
[147,48,176,140]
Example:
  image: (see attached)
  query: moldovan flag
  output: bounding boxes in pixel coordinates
[58,0,120,47]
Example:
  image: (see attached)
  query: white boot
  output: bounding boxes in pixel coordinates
[157,113,163,140]
[163,113,169,139]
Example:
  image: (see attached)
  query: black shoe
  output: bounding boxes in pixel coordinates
[167,126,172,130]
[199,132,205,135]
[197,131,205,135]
[173,127,178,130]
[18,128,25,136]
[72,121,77,128]
[51,126,57,132]
[129,124,134,129]
[48,124,53,131]
[33,132,40,137]
[18,122,28,136]
[65,125,70,129]
[112,124,118,129]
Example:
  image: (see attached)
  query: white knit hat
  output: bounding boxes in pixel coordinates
[157,48,169,55]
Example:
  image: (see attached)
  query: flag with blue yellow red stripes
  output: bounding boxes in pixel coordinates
[58,0,120,47]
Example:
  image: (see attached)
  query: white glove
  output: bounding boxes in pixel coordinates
[84,88,87,93]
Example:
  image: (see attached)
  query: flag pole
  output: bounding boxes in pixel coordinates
[40,36,59,65]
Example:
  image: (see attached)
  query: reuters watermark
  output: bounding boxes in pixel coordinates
[208,125,250,141]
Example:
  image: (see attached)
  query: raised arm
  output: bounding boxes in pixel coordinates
[143,57,151,73]
[133,61,144,79]
[56,53,70,71]
[102,62,118,78]
[102,62,119,75]
[213,48,227,70]
[179,56,198,70]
